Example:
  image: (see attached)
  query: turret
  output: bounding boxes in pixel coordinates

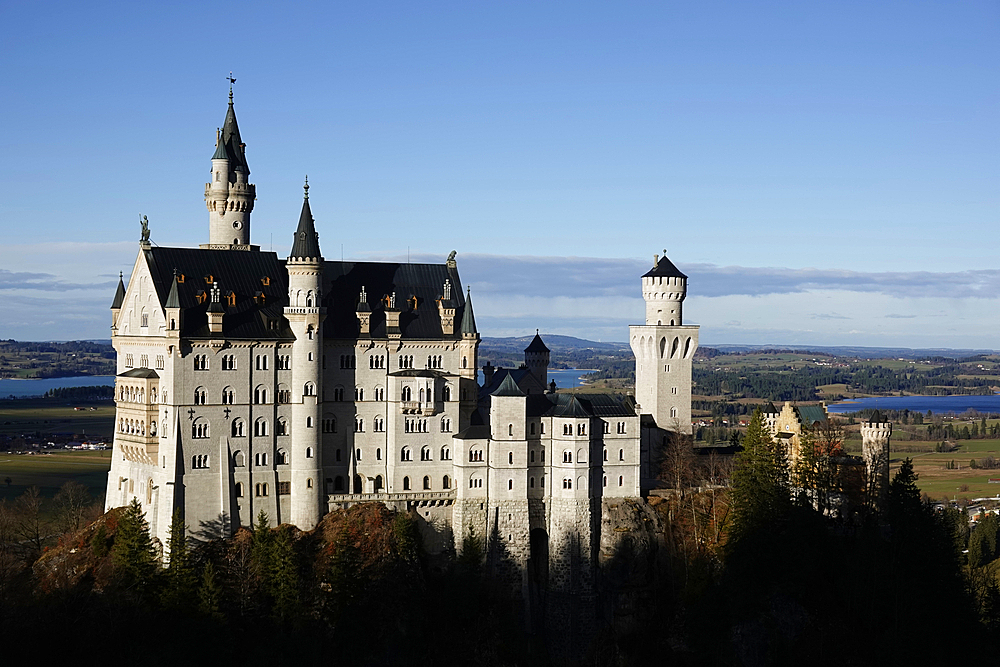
[204,85,256,248]
[861,410,892,509]
[642,250,687,326]
[165,269,181,337]
[111,272,126,330]
[524,330,550,387]
[284,179,325,529]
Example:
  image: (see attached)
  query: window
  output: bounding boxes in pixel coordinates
[254,453,268,466]
[194,354,209,370]
[141,313,148,327]
[420,446,431,461]
[401,447,412,461]
[469,448,483,462]
[276,450,288,465]
[191,454,210,469]
[374,475,384,492]
[603,422,610,434]
[255,483,269,497]
[403,476,410,491]
[670,407,678,418]
[376,448,382,460]
[222,354,236,370]
[619,475,624,487]
[603,448,608,461]
[508,424,513,436]
[306,447,314,459]
[530,477,535,488]
[304,382,315,396]
[423,475,431,490]
[530,450,535,463]
[323,417,337,433]
[336,448,342,462]
[125,354,134,368]
[541,448,545,463]
[401,386,411,401]
[440,446,450,460]
[356,448,362,461]
[373,416,384,432]
[192,420,210,439]
[277,355,290,370]
[235,482,244,498]
[339,354,356,369]
[577,423,586,436]
[530,423,536,435]
[603,475,607,487]
[276,418,287,436]
[233,451,245,467]
[619,449,625,461]
[334,386,344,401]
[155,355,164,370]
[469,477,483,489]
[671,387,677,395]
[354,417,364,433]
[508,452,513,465]
[254,419,268,437]
[334,476,344,492]
[563,450,572,463]
[277,388,291,403]
[277,481,290,495]
[231,419,245,437]
[306,416,313,428]
[374,387,385,401]
[355,387,364,401]
[442,475,451,489]
[139,354,148,368]
[442,386,451,401]
[194,387,206,405]
[255,355,268,370]
[253,386,267,404]
[222,387,234,404]
[563,478,572,489]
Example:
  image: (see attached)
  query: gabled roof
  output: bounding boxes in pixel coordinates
[554,395,590,418]
[118,368,159,378]
[111,273,126,309]
[524,332,549,353]
[492,373,526,397]
[796,405,828,426]
[642,253,687,279]
[289,190,321,260]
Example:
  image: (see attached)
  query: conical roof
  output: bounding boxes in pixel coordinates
[111,272,126,309]
[492,373,525,397]
[289,185,322,260]
[525,331,549,353]
[867,409,885,424]
[763,402,779,414]
[215,98,249,172]
[642,253,687,279]
[165,271,180,308]
[460,289,477,335]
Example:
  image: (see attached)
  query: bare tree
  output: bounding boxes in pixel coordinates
[53,480,92,533]
[13,486,45,562]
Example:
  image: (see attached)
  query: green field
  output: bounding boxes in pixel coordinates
[891,439,1000,502]
[0,450,112,507]
[0,397,115,438]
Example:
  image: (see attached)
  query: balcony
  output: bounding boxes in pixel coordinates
[400,401,441,416]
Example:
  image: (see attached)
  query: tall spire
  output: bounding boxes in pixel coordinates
[111,271,126,309]
[289,177,322,260]
[460,287,477,335]
[205,81,255,248]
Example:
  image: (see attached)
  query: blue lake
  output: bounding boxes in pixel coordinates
[477,369,595,389]
[0,376,116,399]
[828,394,1000,415]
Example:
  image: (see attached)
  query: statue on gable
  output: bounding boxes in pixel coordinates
[140,215,150,243]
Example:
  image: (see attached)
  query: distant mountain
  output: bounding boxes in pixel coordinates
[481,335,630,353]
[704,344,996,359]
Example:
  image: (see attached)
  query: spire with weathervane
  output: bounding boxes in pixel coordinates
[204,73,256,249]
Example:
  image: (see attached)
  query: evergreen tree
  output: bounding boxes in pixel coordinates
[112,498,158,593]
[198,560,223,620]
[162,508,196,608]
[270,526,300,623]
[728,408,789,542]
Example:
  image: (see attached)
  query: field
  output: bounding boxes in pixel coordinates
[0,449,111,507]
[0,397,115,439]
[890,438,1000,502]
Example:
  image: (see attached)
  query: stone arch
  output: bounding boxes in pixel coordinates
[659,336,666,359]
[683,336,693,358]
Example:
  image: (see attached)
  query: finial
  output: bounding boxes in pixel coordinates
[304,175,309,199]
[536,328,539,335]
[120,271,123,279]
[227,72,236,102]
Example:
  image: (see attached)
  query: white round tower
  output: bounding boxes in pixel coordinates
[642,250,687,326]
[205,87,256,247]
[861,410,892,507]
[284,179,325,529]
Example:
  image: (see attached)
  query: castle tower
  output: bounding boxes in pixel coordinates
[629,250,699,434]
[204,85,256,248]
[284,179,325,529]
[458,288,480,422]
[861,410,892,508]
[524,331,550,387]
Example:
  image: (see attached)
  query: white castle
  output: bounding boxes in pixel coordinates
[104,93,698,586]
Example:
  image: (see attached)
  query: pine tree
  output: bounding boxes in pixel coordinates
[728,408,789,542]
[112,498,158,593]
[198,561,223,620]
[271,526,300,623]
[162,508,196,608]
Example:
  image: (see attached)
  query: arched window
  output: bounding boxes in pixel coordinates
[440,446,450,460]
[276,418,287,436]
[530,477,535,488]
[619,449,625,461]
[442,475,451,489]
[603,448,608,461]
[276,450,288,465]
[423,475,431,490]
[403,476,411,491]
[508,424,513,436]
[603,475,607,487]
[236,482,244,497]
[232,419,245,437]
[304,382,315,396]
[353,475,362,494]
[306,447,313,458]
[508,452,513,465]
[619,475,624,487]
[253,386,267,404]
[194,387,206,405]
[421,446,431,461]
[254,418,268,437]
[563,450,572,463]
[530,423,536,435]
[508,479,513,490]
[233,451,245,467]
[442,386,451,401]
[374,475,384,492]
[563,478,572,489]
[323,416,337,433]
[401,386,411,401]
[192,419,209,439]
[306,416,313,428]
[222,386,234,404]
[401,447,412,461]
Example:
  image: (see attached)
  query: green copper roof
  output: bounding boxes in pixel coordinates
[111,272,126,309]
[460,290,477,335]
[554,394,590,418]
[492,373,525,397]
[796,405,828,426]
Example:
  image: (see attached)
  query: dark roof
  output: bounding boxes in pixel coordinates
[796,405,828,425]
[523,393,636,419]
[111,273,125,309]
[165,272,180,308]
[492,373,526,397]
[322,260,469,340]
[763,402,779,414]
[642,253,687,279]
[460,290,477,335]
[144,247,292,340]
[867,409,885,424]
[118,368,159,378]
[524,332,549,353]
[554,395,590,418]
[289,193,322,260]
[479,367,546,400]
[216,100,249,172]
[390,369,450,378]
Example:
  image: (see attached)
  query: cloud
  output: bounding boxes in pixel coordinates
[885,313,917,319]
[0,269,117,292]
[811,313,851,320]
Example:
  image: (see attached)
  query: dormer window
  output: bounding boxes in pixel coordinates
[254,291,266,304]
[408,295,418,311]
[204,275,214,284]
[195,291,207,304]
[176,273,185,284]
[225,291,236,307]
[261,276,270,286]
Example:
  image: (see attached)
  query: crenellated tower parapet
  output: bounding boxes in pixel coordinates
[861,411,892,508]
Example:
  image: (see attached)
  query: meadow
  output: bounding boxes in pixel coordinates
[0,397,115,439]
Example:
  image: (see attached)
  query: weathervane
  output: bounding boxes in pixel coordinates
[227,71,236,101]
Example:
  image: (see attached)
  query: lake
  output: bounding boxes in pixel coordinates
[476,368,596,389]
[828,394,1000,415]
[0,376,116,399]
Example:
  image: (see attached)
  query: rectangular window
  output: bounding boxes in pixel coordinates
[277,481,291,495]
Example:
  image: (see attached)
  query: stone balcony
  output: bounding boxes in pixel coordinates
[400,400,441,416]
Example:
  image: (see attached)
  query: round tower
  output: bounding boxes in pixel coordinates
[205,86,256,247]
[284,179,325,529]
[861,410,892,507]
[643,250,687,326]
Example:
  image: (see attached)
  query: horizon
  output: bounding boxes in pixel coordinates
[1,2,996,346]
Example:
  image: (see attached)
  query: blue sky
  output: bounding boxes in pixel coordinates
[1,1,997,348]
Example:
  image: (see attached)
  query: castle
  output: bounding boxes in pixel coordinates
[103,93,697,585]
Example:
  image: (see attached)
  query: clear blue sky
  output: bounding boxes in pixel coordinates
[1,1,997,348]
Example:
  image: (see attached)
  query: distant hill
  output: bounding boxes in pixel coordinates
[481,335,629,353]
[704,344,996,360]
